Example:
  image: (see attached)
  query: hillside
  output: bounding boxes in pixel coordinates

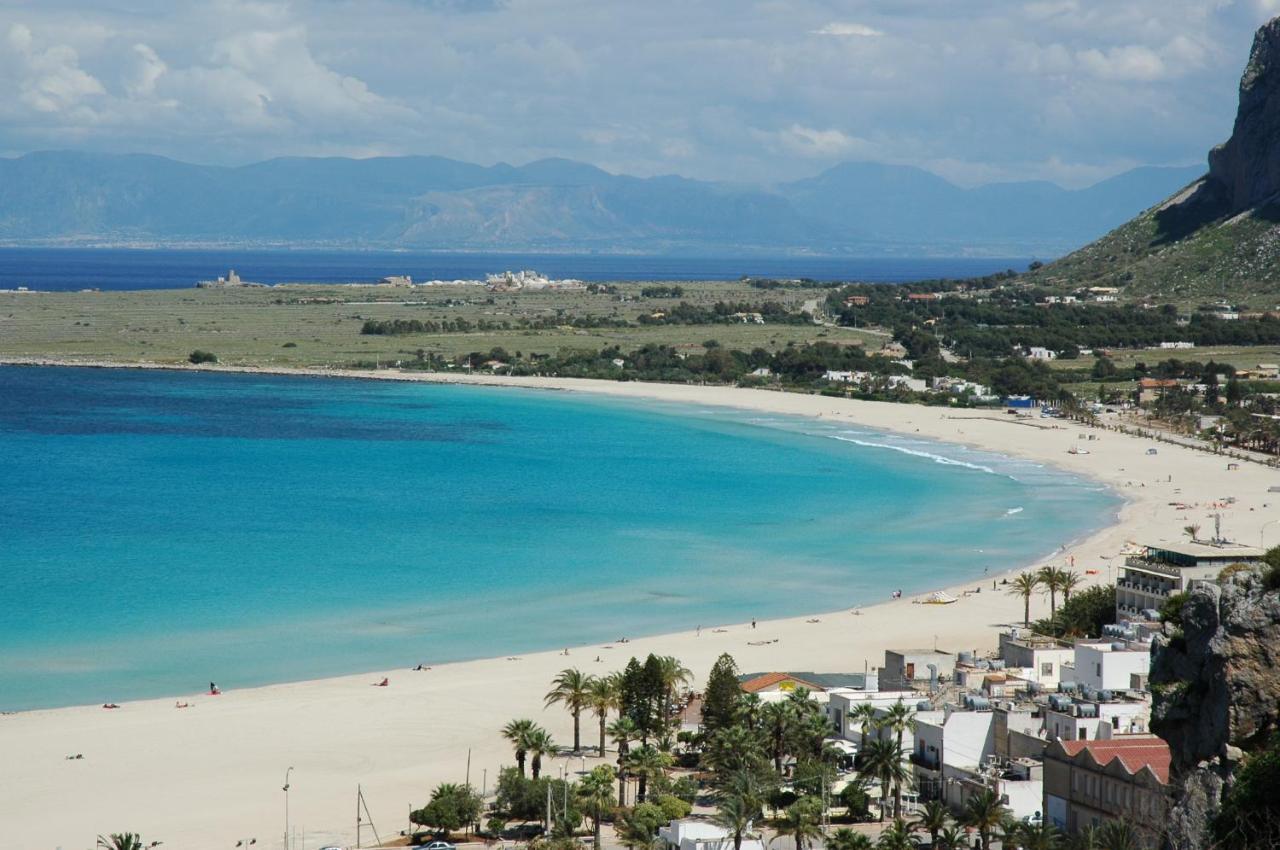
[0,151,1197,258]
[1030,17,1280,305]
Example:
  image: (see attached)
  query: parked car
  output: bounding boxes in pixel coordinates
[423,842,456,850]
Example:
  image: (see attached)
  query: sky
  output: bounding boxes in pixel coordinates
[0,0,1278,188]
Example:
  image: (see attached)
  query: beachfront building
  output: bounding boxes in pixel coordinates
[1073,639,1151,692]
[882,649,956,690]
[658,818,765,850]
[826,687,918,745]
[998,630,1076,689]
[1043,736,1171,845]
[1042,692,1151,743]
[1116,540,1266,620]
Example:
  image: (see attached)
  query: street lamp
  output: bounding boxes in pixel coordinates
[283,766,294,850]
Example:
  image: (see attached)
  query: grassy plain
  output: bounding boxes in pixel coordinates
[0,282,883,367]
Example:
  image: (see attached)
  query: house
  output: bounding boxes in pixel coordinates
[1116,540,1266,620]
[1073,639,1151,693]
[1257,363,1280,378]
[882,649,956,690]
[659,818,765,850]
[1043,736,1171,844]
[824,370,855,383]
[1157,341,1195,350]
[907,293,939,302]
[826,688,918,744]
[380,275,413,286]
[737,672,826,696]
[844,295,870,307]
[1027,347,1058,361]
[887,376,928,393]
[1137,378,1179,404]
[998,630,1075,689]
[879,341,909,358]
[1042,692,1151,743]
[750,367,772,377]
[1093,295,1117,303]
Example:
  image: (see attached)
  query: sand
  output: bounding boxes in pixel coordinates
[3,361,1278,850]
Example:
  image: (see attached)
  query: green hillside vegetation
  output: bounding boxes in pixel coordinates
[1027,177,1280,306]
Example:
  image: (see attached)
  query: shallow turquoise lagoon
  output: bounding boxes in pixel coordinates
[0,366,1119,710]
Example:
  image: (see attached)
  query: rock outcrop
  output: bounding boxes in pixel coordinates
[1150,566,1280,849]
[1208,16,1280,213]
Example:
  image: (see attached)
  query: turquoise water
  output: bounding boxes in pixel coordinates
[0,366,1118,710]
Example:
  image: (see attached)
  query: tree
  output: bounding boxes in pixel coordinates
[1008,571,1041,627]
[188,350,217,364]
[880,702,916,818]
[619,802,665,850]
[625,744,673,803]
[911,800,949,847]
[655,655,693,735]
[411,782,483,835]
[761,700,794,773]
[1036,585,1117,638]
[1094,820,1138,850]
[849,702,879,746]
[839,782,871,821]
[1184,524,1202,543]
[97,836,144,850]
[578,765,616,850]
[960,788,1008,850]
[609,716,640,806]
[1058,570,1082,603]
[587,674,620,757]
[712,792,759,850]
[857,738,908,822]
[526,727,556,779]
[1015,820,1063,850]
[826,827,874,850]
[546,668,594,754]
[1038,565,1067,620]
[773,797,823,850]
[703,653,743,732]
[503,719,536,777]
[876,818,917,850]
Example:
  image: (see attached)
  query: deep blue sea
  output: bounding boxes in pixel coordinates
[0,248,1030,291]
[0,366,1117,710]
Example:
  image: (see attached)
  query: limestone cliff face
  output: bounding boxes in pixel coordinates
[1208,16,1280,213]
[1150,567,1280,849]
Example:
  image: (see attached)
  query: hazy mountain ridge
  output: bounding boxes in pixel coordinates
[0,150,1201,256]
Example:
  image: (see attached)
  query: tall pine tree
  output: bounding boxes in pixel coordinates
[702,653,742,732]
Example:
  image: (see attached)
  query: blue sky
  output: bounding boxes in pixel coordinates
[0,0,1276,187]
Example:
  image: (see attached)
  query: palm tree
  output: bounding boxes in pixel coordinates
[656,655,693,730]
[826,827,874,850]
[1094,820,1138,850]
[1070,826,1101,850]
[1007,571,1041,627]
[1016,820,1063,850]
[876,819,917,850]
[761,700,794,773]
[936,825,968,850]
[1058,570,1082,603]
[502,718,536,777]
[911,800,949,847]
[960,788,1008,850]
[857,738,907,823]
[578,764,616,850]
[608,715,640,805]
[773,800,823,850]
[849,702,879,746]
[1038,566,1067,620]
[625,744,673,803]
[712,791,758,850]
[525,726,556,779]
[880,702,916,818]
[546,668,594,754]
[587,674,619,757]
[97,836,144,850]
[735,692,764,731]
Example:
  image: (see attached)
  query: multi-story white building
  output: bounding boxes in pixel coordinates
[1116,540,1265,620]
[1042,693,1150,743]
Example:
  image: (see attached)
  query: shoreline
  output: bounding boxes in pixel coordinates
[3,358,1277,849]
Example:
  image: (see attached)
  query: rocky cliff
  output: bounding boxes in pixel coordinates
[1150,565,1280,849]
[1209,17,1280,213]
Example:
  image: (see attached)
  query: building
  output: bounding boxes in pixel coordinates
[998,631,1075,689]
[1117,541,1266,620]
[1158,341,1195,350]
[659,819,765,850]
[1073,639,1151,692]
[738,672,826,696]
[1027,347,1058,361]
[882,649,956,690]
[1043,736,1171,844]
[844,295,870,307]
[824,370,855,383]
[826,688,918,744]
[1042,692,1151,743]
[1137,378,1180,403]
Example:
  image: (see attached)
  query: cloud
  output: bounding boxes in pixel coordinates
[5,23,105,114]
[811,22,883,37]
[770,124,873,158]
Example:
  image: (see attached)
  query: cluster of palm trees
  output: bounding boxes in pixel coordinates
[1007,565,1082,627]
[500,718,558,779]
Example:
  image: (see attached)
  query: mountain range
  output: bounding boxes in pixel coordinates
[0,150,1202,257]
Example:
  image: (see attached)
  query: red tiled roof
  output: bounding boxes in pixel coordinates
[739,672,824,694]
[1138,378,1179,389]
[1059,737,1171,784]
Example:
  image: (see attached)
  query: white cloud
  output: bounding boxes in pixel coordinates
[5,23,105,114]
[1076,44,1167,81]
[811,22,883,38]
[772,124,872,158]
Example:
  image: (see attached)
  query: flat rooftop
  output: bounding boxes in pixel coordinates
[1143,540,1265,559]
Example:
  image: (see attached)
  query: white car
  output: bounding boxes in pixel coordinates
[423,842,456,850]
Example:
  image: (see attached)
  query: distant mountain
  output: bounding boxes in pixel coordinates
[1031,16,1280,302]
[0,150,1201,257]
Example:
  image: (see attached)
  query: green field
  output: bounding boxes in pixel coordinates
[0,282,882,367]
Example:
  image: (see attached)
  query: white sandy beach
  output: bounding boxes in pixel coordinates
[3,361,1279,850]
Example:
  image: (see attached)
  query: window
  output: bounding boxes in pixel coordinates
[1041,662,1054,676]
[1112,716,1120,729]
[1080,728,1088,740]
[1096,662,1103,677]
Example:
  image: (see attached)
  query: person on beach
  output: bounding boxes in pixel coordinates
[751,619,756,629]
[208,682,220,695]
[696,624,701,636]
[373,677,389,687]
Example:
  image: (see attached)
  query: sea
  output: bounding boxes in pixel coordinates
[0,366,1119,711]
[0,247,1031,291]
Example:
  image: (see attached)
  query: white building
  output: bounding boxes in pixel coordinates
[826,688,920,745]
[1073,640,1150,693]
[1042,693,1150,743]
[1027,347,1058,361]
[659,819,765,850]
[998,631,1076,689]
[1116,540,1266,620]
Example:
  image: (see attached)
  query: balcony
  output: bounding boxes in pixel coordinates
[910,752,941,771]
[1124,557,1185,578]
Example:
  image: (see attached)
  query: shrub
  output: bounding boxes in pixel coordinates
[655,794,692,822]
[188,350,218,364]
[1159,592,1189,628]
